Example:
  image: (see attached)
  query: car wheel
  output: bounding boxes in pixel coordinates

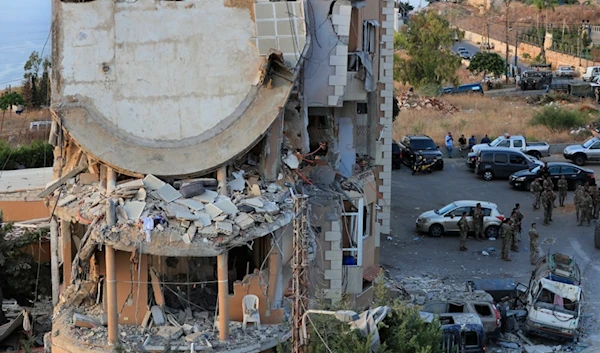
[530,151,542,159]
[524,181,532,191]
[483,170,494,181]
[485,225,499,239]
[438,161,444,170]
[429,224,444,237]
[574,154,586,166]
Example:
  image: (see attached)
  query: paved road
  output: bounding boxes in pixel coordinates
[385,156,600,345]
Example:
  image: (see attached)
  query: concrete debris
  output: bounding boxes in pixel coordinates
[215,221,233,235]
[482,250,490,256]
[134,188,147,201]
[283,152,299,169]
[228,171,246,192]
[213,198,238,215]
[248,184,261,197]
[204,203,223,220]
[396,92,459,114]
[175,199,205,211]
[195,212,212,227]
[117,179,145,190]
[123,201,146,220]
[57,194,78,207]
[151,306,165,326]
[176,210,199,221]
[195,189,218,204]
[157,183,183,203]
[156,326,184,340]
[144,174,166,190]
[234,213,254,230]
[79,173,99,185]
[179,181,205,198]
[240,197,263,209]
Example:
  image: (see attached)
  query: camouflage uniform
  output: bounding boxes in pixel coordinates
[529,227,541,265]
[593,188,600,219]
[574,185,583,222]
[544,178,556,207]
[541,190,555,225]
[501,221,513,261]
[579,193,593,226]
[530,179,542,210]
[458,216,469,250]
[511,210,523,251]
[473,207,484,241]
[557,178,568,207]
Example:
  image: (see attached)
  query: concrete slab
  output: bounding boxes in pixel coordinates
[195,212,212,227]
[195,190,218,204]
[176,210,199,221]
[204,204,223,220]
[241,197,264,208]
[124,201,146,220]
[0,167,53,192]
[151,306,165,325]
[117,179,144,189]
[214,199,239,215]
[144,174,166,191]
[157,183,182,203]
[215,221,233,235]
[175,199,205,211]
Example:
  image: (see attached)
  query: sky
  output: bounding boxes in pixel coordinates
[0,0,51,89]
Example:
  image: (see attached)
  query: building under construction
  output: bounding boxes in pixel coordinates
[41,0,394,351]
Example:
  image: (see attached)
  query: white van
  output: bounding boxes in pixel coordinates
[583,66,600,81]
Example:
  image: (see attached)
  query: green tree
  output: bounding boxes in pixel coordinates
[467,52,506,78]
[394,11,462,89]
[529,107,586,133]
[532,0,558,62]
[22,52,51,108]
[0,91,25,132]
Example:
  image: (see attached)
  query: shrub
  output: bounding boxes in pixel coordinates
[529,107,587,134]
[0,141,54,170]
[522,53,531,59]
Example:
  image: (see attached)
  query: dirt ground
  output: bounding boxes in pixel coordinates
[0,108,51,146]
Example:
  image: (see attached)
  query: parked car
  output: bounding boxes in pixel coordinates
[474,148,542,181]
[555,66,575,78]
[509,162,596,190]
[582,66,600,81]
[456,47,467,54]
[398,134,444,170]
[470,134,550,159]
[467,148,542,170]
[392,140,402,169]
[459,51,472,60]
[415,200,504,238]
[441,83,484,95]
[563,136,600,166]
[422,292,501,338]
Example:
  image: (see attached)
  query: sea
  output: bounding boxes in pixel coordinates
[0,0,51,90]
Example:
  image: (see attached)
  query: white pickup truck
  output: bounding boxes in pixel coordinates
[470,134,550,159]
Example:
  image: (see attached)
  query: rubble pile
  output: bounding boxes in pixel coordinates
[66,307,288,352]
[396,93,459,114]
[386,274,467,304]
[51,171,293,250]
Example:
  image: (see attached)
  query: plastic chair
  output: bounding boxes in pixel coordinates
[242,294,261,332]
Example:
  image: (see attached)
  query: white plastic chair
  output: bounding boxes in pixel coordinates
[242,294,261,332]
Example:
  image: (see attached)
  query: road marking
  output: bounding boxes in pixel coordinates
[569,237,600,272]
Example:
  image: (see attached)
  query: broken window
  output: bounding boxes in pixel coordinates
[362,205,371,240]
[348,53,363,72]
[447,303,465,313]
[534,288,579,316]
[463,331,479,347]
[473,304,492,317]
[362,20,378,53]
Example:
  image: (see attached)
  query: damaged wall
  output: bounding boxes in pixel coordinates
[227,271,284,325]
[0,200,50,221]
[52,0,307,176]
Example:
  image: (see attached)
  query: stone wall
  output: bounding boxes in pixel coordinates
[462,29,600,74]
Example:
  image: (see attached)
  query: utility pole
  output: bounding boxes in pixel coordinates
[504,0,511,83]
[291,193,309,353]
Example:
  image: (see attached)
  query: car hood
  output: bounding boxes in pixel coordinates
[471,143,491,152]
[564,144,584,154]
[511,168,535,178]
[415,150,442,158]
[417,210,438,220]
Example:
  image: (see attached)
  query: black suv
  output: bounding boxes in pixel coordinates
[399,135,444,170]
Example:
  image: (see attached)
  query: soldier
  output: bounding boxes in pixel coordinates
[557,175,568,207]
[542,188,556,225]
[529,222,541,265]
[530,178,542,210]
[584,181,591,195]
[543,177,556,208]
[473,203,485,241]
[594,187,600,219]
[458,211,469,251]
[579,191,593,226]
[574,185,583,222]
[501,219,513,261]
[511,204,523,250]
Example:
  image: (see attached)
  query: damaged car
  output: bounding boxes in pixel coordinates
[522,253,582,341]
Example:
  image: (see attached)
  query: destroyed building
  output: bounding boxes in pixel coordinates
[42,0,394,352]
